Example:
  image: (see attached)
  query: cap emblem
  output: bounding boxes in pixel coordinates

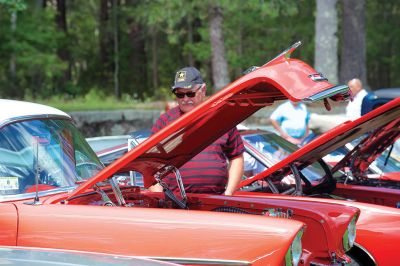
[176,71,186,82]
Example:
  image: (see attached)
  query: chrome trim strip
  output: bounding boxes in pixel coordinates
[143,257,251,265]
[97,146,127,158]
[302,85,350,102]
[0,115,71,129]
[354,242,377,265]
[0,186,75,202]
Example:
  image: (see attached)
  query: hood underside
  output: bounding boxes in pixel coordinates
[68,43,351,199]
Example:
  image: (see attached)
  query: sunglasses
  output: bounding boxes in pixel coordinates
[174,85,203,99]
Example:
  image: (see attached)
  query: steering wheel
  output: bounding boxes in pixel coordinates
[243,164,303,196]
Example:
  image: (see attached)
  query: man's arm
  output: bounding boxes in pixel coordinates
[304,125,310,138]
[224,154,244,196]
[271,118,302,145]
[149,183,163,192]
[270,118,289,139]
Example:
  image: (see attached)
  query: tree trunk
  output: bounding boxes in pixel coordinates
[99,0,113,89]
[56,0,68,42]
[208,4,230,92]
[314,0,338,84]
[128,22,147,99]
[340,0,367,87]
[112,0,120,99]
[126,0,148,99]
[187,18,195,66]
[151,28,159,90]
[56,0,72,94]
[9,11,18,98]
[100,0,109,65]
[235,11,243,78]
[36,0,46,9]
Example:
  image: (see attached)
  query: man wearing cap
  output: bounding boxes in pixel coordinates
[150,66,244,195]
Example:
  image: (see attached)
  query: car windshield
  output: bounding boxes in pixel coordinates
[329,136,400,174]
[370,147,400,173]
[243,132,326,183]
[0,119,104,196]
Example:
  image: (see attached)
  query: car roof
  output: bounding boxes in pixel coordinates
[0,99,70,127]
[374,88,400,99]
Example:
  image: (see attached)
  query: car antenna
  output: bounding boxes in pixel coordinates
[24,138,42,205]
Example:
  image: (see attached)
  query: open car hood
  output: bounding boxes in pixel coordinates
[68,42,350,199]
[240,97,400,187]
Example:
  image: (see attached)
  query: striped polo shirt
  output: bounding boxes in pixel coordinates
[151,106,244,194]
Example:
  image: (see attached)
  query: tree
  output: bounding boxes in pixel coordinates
[0,0,26,98]
[366,0,400,89]
[55,0,72,94]
[99,0,113,90]
[112,0,120,99]
[314,0,338,84]
[340,0,367,87]
[208,3,229,92]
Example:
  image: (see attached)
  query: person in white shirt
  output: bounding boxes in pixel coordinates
[270,101,310,145]
[346,78,368,120]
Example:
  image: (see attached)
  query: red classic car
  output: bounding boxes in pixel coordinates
[93,64,400,266]
[237,98,400,265]
[0,99,305,266]
[240,126,400,186]
[239,98,400,205]
[0,43,363,265]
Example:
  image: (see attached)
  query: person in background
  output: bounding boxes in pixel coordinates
[236,124,266,177]
[346,78,368,120]
[150,66,244,195]
[270,100,310,145]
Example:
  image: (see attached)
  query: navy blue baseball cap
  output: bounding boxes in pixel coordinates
[171,67,204,91]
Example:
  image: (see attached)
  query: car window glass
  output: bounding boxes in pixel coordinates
[242,132,326,183]
[0,119,103,196]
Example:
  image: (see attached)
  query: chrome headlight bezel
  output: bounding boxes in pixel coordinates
[343,214,357,252]
[285,228,304,266]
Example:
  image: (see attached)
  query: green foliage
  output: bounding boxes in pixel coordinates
[366,0,400,89]
[28,88,148,112]
[0,0,26,13]
[223,0,315,79]
[0,0,397,109]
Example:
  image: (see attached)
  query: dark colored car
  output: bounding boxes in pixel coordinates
[361,87,400,115]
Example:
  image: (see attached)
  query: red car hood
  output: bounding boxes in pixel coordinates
[68,43,350,199]
[240,97,400,187]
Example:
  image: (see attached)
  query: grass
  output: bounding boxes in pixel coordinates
[26,90,167,112]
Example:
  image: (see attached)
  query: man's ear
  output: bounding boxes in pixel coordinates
[201,85,207,96]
